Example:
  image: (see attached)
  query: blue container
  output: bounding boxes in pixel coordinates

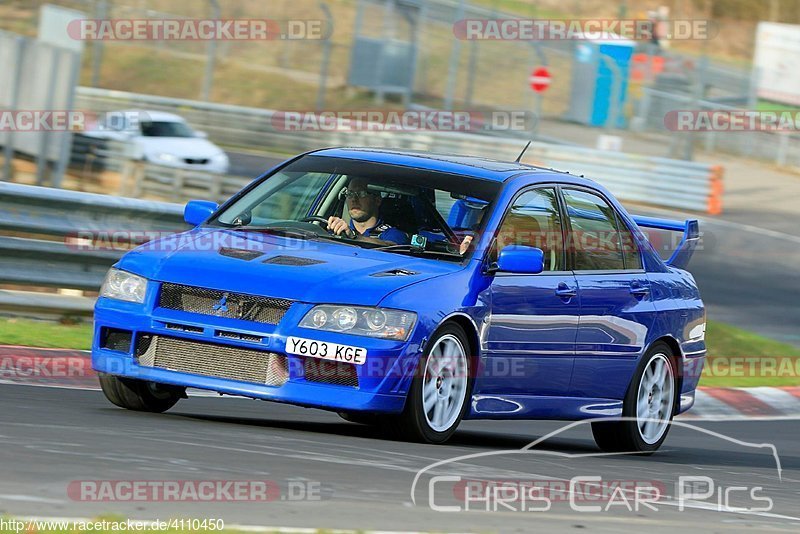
[567,36,636,128]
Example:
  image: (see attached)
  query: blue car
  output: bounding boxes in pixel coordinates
[92,148,706,453]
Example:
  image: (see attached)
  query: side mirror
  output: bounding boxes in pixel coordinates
[195,130,208,139]
[494,245,544,274]
[184,200,218,226]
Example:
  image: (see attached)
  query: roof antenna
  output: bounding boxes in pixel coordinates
[514,140,532,163]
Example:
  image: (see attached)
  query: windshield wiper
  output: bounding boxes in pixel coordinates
[371,243,462,258]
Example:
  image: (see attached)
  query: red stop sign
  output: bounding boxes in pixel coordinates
[529,67,551,92]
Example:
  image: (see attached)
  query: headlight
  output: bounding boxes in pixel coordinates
[155,152,178,163]
[299,305,416,341]
[100,268,148,303]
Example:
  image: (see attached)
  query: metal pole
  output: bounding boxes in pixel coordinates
[315,2,333,111]
[2,36,25,182]
[36,46,60,186]
[528,44,548,136]
[200,0,221,101]
[464,39,477,108]
[91,0,107,87]
[443,0,465,110]
[682,54,706,161]
[373,0,395,104]
[53,50,82,188]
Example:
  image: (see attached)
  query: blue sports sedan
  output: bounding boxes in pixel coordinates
[92,148,706,453]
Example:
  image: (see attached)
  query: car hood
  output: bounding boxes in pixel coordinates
[117,228,462,306]
[137,137,224,158]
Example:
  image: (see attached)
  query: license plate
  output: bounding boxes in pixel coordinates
[285,336,367,365]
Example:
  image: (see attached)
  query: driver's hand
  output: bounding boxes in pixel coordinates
[459,235,474,255]
[327,216,350,236]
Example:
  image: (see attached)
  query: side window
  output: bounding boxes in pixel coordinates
[493,188,564,271]
[246,172,331,223]
[620,218,643,270]
[562,188,629,270]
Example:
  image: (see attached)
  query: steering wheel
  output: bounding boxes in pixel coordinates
[300,216,356,239]
[300,216,330,227]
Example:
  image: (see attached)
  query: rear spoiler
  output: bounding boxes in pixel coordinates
[631,216,700,270]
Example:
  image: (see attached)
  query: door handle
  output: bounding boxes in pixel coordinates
[630,284,650,297]
[555,285,577,298]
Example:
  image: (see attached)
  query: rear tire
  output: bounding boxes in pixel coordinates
[394,323,472,444]
[98,373,184,413]
[592,342,677,454]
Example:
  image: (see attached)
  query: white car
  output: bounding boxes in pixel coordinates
[86,110,230,173]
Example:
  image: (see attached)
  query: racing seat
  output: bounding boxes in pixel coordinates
[378,195,420,235]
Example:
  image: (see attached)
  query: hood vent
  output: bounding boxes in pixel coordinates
[263,255,326,266]
[219,248,263,261]
[372,268,420,277]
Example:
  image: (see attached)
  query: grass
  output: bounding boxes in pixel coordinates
[755,99,800,114]
[0,317,93,350]
[0,317,797,387]
[699,320,800,387]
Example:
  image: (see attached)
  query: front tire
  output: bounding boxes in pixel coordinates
[592,342,677,454]
[98,373,185,413]
[395,323,472,444]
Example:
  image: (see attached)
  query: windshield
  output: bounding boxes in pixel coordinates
[140,120,196,138]
[211,155,501,261]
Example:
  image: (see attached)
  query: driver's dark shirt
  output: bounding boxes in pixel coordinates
[349,218,409,244]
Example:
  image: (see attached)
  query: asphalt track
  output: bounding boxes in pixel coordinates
[0,384,798,532]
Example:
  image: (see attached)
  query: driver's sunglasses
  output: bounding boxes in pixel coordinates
[340,188,375,200]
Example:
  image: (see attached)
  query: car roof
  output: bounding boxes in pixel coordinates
[310,147,602,187]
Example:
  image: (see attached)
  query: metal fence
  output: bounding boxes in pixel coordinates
[633,88,800,167]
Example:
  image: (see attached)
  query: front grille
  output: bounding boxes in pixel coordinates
[159,283,292,325]
[185,158,209,165]
[137,335,288,386]
[303,358,359,388]
[100,327,132,353]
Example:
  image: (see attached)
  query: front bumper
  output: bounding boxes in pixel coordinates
[92,291,422,414]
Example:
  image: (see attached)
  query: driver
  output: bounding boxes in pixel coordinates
[327,178,410,245]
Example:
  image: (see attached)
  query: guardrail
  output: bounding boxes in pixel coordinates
[122,162,254,202]
[0,181,186,317]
